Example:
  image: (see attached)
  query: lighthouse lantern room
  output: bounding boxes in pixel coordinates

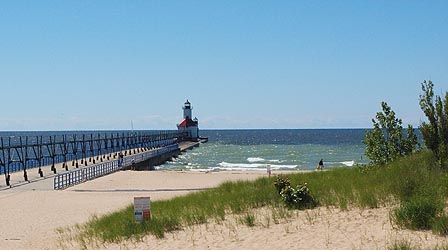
[177,100,199,140]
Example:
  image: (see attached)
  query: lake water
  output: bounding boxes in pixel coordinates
[157,129,370,171]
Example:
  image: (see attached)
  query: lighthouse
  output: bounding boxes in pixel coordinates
[177,100,199,140]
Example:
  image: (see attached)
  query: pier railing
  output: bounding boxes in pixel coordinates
[1,130,188,186]
[53,143,180,190]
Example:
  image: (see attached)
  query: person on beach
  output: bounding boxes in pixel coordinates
[317,159,324,170]
[267,164,271,177]
[118,152,124,168]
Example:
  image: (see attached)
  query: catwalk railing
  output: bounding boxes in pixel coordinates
[0,131,188,186]
[53,143,180,190]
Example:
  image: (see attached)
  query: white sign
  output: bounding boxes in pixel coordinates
[134,197,151,222]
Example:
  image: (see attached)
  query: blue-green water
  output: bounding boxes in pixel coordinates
[157,129,370,171]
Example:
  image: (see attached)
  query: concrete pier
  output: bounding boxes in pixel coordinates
[0,139,207,190]
[130,141,202,171]
[179,141,201,151]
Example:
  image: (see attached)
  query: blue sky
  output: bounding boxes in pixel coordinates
[0,1,447,130]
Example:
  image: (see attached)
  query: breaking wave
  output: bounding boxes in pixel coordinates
[247,157,265,163]
[341,160,355,167]
[218,161,298,171]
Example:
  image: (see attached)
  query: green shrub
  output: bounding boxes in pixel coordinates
[274,176,291,194]
[274,176,316,209]
[392,196,443,230]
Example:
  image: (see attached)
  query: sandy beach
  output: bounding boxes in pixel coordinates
[1,170,446,250]
[99,207,447,250]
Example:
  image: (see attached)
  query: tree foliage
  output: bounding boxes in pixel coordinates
[364,102,418,166]
[419,80,448,168]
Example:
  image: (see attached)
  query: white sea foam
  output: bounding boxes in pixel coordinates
[218,161,298,170]
[268,159,282,163]
[324,160,356,167]
[247,157,282,163]
[341,161,355,167]
[216,167,268,171]
[220,162,265,169]
[189,167,220,172]
[247,157,265,163]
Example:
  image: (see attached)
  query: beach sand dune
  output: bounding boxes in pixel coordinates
[1,171,446,250]
[69,207,447,250]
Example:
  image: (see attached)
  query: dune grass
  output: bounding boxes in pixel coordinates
[77,151,448,245]
[388,240,448,250]
[432,215,448,236]
[388,240,414,250]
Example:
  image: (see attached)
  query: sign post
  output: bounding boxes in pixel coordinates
[134,197,151,222]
